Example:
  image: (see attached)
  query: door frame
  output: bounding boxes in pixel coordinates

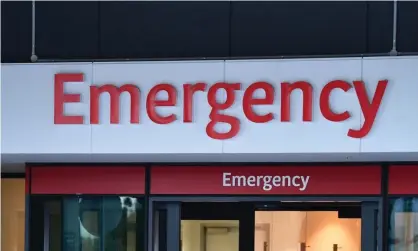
[148,196,382,251]
[203,225,240,251]
[362,201,381,251]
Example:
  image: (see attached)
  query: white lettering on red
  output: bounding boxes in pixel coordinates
[222,172,310,191]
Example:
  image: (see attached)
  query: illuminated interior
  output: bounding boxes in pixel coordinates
[180,212,361,251]
[181,220,239,251]
[255,211,361,251]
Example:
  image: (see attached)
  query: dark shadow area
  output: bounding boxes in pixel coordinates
[2,1,416,63]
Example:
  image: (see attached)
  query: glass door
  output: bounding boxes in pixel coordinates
[254,210,308,251]
[253,201,380,251]
[150,199,380,251]
[150,201,254,251]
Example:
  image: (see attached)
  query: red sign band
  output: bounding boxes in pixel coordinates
[30,166,146,195]
[389,165,418,195]
[151,166,381,195]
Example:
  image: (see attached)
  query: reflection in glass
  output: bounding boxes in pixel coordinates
[181,220,239,251]
[43,196,143,251]
[390,198,418,251]
[254,211,361,251]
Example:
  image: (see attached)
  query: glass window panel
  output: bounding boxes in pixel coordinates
[389,198,418,251]
[29,195,145,251]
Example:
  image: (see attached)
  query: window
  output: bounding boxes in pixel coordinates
[389,198,418,251]
[30,195,145,251]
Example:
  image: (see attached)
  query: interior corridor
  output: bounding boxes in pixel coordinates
[181,211,361,251]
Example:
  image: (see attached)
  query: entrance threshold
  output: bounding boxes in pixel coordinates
[149,197,382,251]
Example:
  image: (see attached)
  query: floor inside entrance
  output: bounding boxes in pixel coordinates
[181,211,361,251]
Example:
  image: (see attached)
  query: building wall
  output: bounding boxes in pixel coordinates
[1,178,25,251]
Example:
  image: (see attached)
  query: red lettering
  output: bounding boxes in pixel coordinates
[207,82,241,140]
[90,84,140,124]
[348,80,388,138]
[320,80,352,122]
[183,83,207,122]
[243,82,274,123]
[146,84,177,124]
[54,73,84,124]
[55,77,389,140]
[281,81,313,122]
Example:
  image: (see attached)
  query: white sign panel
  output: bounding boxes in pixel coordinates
[2,57,418,158]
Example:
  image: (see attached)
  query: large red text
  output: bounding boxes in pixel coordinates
[54,73,388,140]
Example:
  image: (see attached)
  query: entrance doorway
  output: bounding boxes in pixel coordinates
[254,202,365,251]
[181,220,239,251]
[179,202,251,251]
[150,199,380,251]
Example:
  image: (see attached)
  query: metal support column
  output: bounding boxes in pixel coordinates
[362,202,380,251]
[31,1,38,62]
[149,201,181,251]
[389,0,398,56]
[166,203,181,251]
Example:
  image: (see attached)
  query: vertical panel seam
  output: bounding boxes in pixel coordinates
[382,163,389,251]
